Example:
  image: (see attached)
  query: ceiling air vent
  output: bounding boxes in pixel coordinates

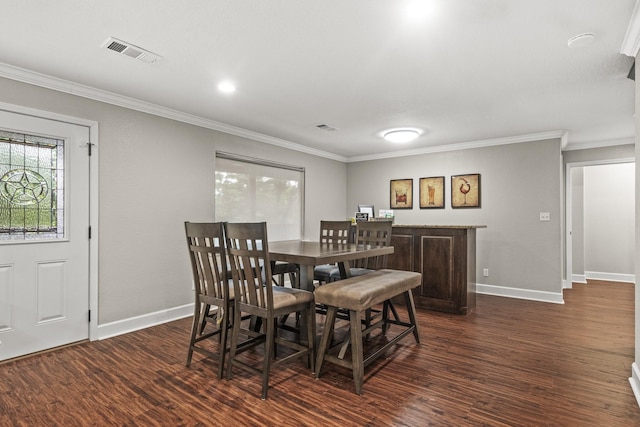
[102,37,162,64]
[316,124,338,131]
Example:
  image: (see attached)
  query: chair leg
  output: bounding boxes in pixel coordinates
[199,303,210,334]
[186,300,202,366]
[217,305,230,379]
[382,301,390,335]
[226,305,243,380]
[306,302,316,372]
[349,309,365,395]
[262,316,275,400]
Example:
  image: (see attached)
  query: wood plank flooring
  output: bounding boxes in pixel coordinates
[1,280,639,426]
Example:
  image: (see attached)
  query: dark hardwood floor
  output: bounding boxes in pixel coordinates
[1,280,639,426]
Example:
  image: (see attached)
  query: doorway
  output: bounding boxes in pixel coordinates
[565,159,635,288]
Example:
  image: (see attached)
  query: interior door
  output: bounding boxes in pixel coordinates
[0,110,90,361]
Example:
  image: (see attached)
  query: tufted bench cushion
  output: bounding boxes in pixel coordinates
[314,269,421,311]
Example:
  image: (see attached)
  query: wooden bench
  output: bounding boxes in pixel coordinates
[313,269,422,395]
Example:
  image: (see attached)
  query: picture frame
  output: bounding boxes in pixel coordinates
[357,204,375,218]
[390,179,413,209]
[451,173,481,208]
[419,176,445,209]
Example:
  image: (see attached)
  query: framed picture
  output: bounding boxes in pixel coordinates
[419,176,445,209]
[390,179,413,209]
[451,173,481,208]
[358,205,375,218]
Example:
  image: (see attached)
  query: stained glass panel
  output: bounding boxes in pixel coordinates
[0,130,64,240]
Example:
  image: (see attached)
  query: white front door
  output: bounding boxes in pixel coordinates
[0,110,90,361]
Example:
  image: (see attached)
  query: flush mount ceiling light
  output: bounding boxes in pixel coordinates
[568,32,595,48]
[383,128,421,143]
[217,81,236,94]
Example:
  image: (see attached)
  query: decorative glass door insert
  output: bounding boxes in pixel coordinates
[0,130,64,240]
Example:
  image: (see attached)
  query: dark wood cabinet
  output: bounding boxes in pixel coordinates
[387,225,484,315]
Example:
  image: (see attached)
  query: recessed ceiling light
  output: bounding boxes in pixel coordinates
[567,33,595,48]
[383,129,421,143]
[217,81,236,94]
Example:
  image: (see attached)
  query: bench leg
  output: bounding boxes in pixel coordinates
[404,290,420,344]
[315,305,338,377]
[350,309,365,395]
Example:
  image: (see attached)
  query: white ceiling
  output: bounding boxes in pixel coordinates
[1,0,637,161]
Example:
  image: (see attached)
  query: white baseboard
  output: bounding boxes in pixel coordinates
[97,303,194,340]
[476,284,564,304]
[571,274,587,284]
[630,363,640,408]
[585,271,635,283]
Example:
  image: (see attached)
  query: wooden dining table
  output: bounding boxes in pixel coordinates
[268,240,395,292]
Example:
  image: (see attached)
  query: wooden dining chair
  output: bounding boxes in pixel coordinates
[184,221,234,378]
[328,220,393,281]
[314,220,353,285]
[224,222,315,400]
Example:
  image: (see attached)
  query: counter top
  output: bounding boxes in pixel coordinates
[391,224,487,229]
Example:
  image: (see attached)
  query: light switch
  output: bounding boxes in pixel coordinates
[540,212,550,222]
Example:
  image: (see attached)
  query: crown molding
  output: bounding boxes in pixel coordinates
[562,136,635,151]
[621,0,640,57]
[1,62,623,165]
[0,62,347,163]
[346,130,568,163]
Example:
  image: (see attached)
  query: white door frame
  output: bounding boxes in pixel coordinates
[0,101,99,341]
[564,158,635,289]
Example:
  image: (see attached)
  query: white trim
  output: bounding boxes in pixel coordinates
[630,363,640,408]
[88,121,99,342]
[562,137,635,151]
[0,62,347,163]
[477,283,564,304]
[0,101,101,343]
[571,274,587,284]
[562,279,572,289]
[621,0,640,57]
[347,130,568,163]
[0,62,633,164]
[585,271,636,283]
[97,303,194,340]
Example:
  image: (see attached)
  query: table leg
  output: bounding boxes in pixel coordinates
[298,264,314,343]
[338,261,352,279]
[299,264,314,292]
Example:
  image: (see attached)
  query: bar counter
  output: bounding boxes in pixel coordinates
[386,224,486,315]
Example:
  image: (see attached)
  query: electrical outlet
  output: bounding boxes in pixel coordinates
[539,212,550,222]
[483,268,489,277]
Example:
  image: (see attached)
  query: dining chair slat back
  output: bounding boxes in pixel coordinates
[353,220,393,270]
[225,222,270,308]
[223,222,316,400]
[184,221,233,378]
[314,220,353,285]
[319,220,353,245]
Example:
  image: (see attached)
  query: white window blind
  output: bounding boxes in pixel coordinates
[214,152,304,241]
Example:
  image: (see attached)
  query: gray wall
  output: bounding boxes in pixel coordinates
[347,139,563,294]
[0,77,347,324]
[583,163,635,277]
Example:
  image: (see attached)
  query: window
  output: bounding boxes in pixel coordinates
[215,152,304,241]
[0,130,64,240]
